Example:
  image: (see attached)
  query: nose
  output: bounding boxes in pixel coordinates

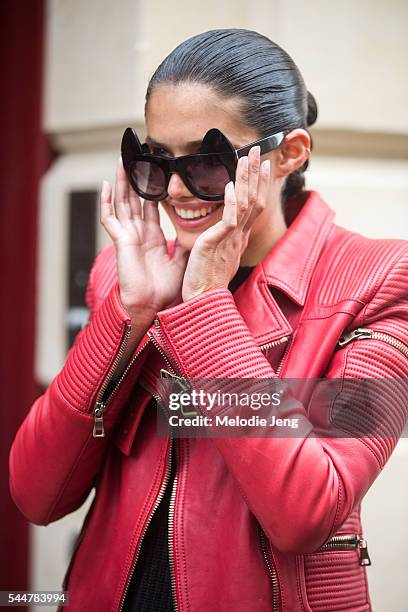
[167,171,193,198]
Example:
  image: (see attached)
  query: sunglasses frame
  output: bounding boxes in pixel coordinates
[121,126,287,202]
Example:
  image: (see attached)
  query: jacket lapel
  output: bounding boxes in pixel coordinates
[233,191,336,346]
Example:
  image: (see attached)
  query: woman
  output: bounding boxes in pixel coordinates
[9,29,408,611]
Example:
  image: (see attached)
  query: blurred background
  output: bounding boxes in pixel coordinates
[1,1,407,610]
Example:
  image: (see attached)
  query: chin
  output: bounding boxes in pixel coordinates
[173,232,200,252]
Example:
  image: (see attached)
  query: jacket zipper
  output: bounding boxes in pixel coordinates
[259,335,290,377]
[259,527,280,612]
[128,322,181,611]
[152,319,285,610]
[145,323,180,377]
[337,327,408,357]
[168,465,179,611]
[259,336,289,352]
[314,533,371,566]
[118,397,177,611]
[92,325,149,437]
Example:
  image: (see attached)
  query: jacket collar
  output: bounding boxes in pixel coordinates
[261,190,336,306]
[233,190,336,343]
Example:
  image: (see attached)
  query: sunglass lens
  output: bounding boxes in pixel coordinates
[186,157,231,197]
[132,161,166,197]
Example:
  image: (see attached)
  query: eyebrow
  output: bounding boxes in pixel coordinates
[145,136,203,151]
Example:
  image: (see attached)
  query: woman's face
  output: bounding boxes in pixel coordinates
[145,82,281,253]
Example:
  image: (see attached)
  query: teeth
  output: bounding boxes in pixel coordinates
[174,205,217,219]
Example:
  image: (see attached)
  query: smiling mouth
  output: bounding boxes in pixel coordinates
[173,203,223,219]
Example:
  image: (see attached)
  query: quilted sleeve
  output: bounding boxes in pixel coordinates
[9,250,150,525]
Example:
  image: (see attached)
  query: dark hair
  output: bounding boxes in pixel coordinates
[145,28,318,206]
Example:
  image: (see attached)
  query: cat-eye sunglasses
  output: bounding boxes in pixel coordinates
[121,126,286,202]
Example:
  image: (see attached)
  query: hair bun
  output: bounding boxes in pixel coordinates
[306,91,318,127]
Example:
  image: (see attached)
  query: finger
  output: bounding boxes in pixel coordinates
[199,181,237,245]
[257,159,271,202]
[223,180,238,229]
[143,199,161,224]
[128,184,142,218]
[243,159,270,233]
[114,156,132,223]
[240,145,260,228]
[100,180,121,238]
[234,156,249,224]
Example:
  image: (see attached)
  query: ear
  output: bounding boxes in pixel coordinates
[275,129,311,179]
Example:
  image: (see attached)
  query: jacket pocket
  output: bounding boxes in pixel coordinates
[301,534,372,611]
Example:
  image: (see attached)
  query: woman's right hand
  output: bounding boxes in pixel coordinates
[100,157,189,325]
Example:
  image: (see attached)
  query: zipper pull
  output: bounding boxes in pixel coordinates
[160,368,198,417]
[338,327,373,347]
[357,537,371,566]
[93,401,106,437]
[160,368,191,392]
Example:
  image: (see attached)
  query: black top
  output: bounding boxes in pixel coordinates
[122,446,177,612]
[122,265,254,611]
[227,265,255,293]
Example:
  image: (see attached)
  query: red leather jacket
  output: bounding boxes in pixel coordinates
[9,190,408,611]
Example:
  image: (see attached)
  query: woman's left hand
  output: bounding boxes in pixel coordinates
[182,145,271,301]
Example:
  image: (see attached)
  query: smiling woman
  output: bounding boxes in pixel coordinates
[141,81,304,260]
[9,28,408,612]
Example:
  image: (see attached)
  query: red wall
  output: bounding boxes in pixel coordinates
[0,0,53,603]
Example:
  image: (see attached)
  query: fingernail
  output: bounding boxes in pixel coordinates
[226,181,235,195]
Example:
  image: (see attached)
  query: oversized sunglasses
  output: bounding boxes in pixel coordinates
[121,127,286,202]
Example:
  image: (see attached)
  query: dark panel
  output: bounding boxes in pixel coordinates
[67,190,98,348]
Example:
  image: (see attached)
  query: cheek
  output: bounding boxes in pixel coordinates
[247,204,272,235]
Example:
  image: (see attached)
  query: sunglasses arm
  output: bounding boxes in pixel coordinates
[236,132,286,158]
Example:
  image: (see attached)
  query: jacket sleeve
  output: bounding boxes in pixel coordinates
[151,255,408,555]
[9,250,150,526]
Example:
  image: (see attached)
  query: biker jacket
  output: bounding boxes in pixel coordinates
[9,190,408,611]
